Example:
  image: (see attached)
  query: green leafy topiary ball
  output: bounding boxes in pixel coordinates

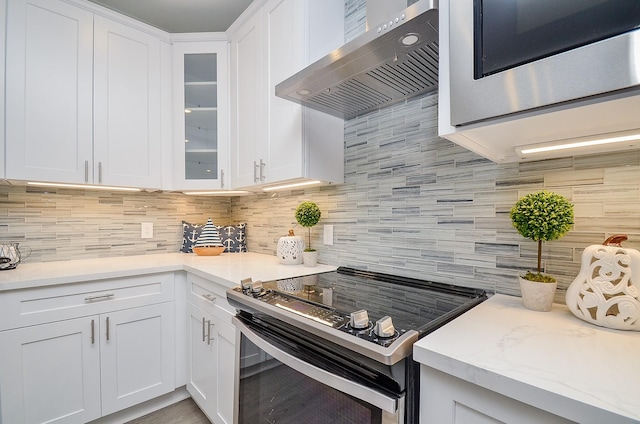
[510,190,574,242]
[295,201,321,228]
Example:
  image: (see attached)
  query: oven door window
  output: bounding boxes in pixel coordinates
[475,0,640,78]
[235,317,402,424]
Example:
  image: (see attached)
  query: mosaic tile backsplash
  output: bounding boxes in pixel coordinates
[0,185,230,263]
[2,0,640,305]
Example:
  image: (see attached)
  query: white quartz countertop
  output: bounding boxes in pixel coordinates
[413,294,640,424]
[0,252,337,291]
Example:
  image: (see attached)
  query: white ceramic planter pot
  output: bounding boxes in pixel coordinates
[303,250,318,267]
[519,277,557,312]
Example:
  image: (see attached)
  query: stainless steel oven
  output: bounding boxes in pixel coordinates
[228,268,487,424]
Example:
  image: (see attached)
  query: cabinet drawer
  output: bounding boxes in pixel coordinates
[0,273,174,331]
[186,273,235,318]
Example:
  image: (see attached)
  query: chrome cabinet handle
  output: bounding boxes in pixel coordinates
[259,159,265,181]
[202,293,216,302]
[221,169,225,188]
[253,161,259,183]
[98,162,103,183]
[84,293,115,302]
[91,319,95,345]
[106,316,110,341]
[85,160,89,183]
[206,320,214,345]
[202,317,206,342]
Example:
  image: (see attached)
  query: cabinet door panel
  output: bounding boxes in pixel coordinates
[100,303,175,415]
[420,366,574,424]
[0,0,6,179]
[172,41,229,190]
[186,303,217,420]
[230,13,263,188]
[94,16,162,189]
[5,0,93,183]
[263,0,304,182]
[0,317,101,424]
[215,321,236,424]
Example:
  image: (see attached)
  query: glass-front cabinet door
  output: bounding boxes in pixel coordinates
[172,39,228,190]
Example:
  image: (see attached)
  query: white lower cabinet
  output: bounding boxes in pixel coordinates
[420,366,573,424]
[0,274,176,424]
[0,316,102,424]
[186,274,235,424]
[100,303,176,415]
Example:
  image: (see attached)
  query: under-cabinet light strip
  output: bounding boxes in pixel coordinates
[517,132,640,156]
[182,190,252,196]
[262,180,322,191]
[27,182,141,192]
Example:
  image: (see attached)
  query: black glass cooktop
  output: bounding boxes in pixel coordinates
[235,267,487,337]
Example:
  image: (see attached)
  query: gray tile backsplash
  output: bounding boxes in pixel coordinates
[230,90,640,302]
[0,184,230,263]
[2,0,640,305]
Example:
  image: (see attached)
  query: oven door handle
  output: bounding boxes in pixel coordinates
[233,316,399,414]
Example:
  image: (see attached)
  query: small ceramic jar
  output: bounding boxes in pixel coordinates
[277,230,304,265]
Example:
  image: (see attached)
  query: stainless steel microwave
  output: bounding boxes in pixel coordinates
[449,0,640,126]
[438,0,640,163]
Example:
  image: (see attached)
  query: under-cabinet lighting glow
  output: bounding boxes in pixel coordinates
[184,109,192,114]
[517,132,640,157]
[182,190,252,196]
[27,182,141,192]
[262,180,322,191]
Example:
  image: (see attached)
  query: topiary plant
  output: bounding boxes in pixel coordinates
[295,201,321,252]
[510,190,574,282]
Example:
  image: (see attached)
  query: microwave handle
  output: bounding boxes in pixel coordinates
[233,316,398,414]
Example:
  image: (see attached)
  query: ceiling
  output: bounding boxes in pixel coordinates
[86,0,255,33]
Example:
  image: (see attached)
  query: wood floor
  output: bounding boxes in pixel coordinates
[126,398,211,424]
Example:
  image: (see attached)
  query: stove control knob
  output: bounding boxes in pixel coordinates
[350,309,369,329]
[249,280,263,293]
[240,278,253,291]
[374,316,395,338]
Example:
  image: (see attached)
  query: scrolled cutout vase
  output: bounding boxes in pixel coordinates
[566,235,640,331]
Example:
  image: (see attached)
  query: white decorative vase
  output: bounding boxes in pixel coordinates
[277,231,304,265]
[519,277,557,312]
[303,250,318,267]
[566,235,640,331]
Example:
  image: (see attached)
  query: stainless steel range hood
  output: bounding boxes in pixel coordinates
[275,0,438,120]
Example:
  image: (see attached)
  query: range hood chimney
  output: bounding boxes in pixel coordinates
[275,0,439,120]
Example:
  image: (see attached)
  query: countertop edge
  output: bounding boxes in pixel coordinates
[0,252,338,291]
[413,294,640,423]
[414,347,634,424]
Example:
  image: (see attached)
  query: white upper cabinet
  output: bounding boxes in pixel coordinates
[6,0,94,184]
[229,0,345,190]
[93,16,162,189]
[229,11,263,188]
[5,0,164,189]
[0,0,6,179]
[171,37,229,191]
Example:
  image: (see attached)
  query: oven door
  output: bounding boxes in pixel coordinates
[233,314,404,424]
